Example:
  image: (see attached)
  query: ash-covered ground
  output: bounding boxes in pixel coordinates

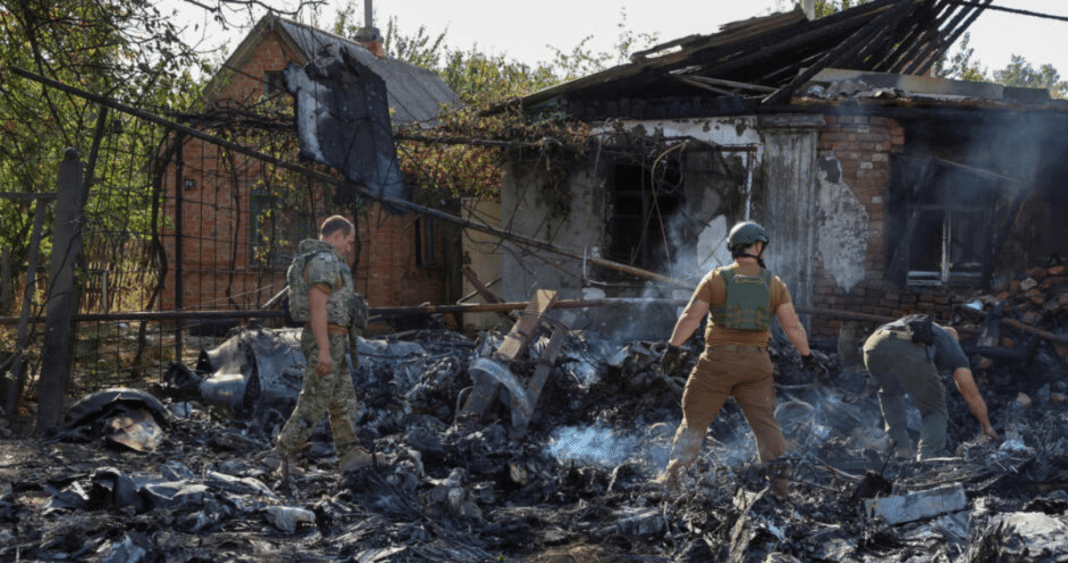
[2,313,1068,563]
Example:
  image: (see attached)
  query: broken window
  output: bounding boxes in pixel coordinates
[250,188,314,266]
[603,163,682,277]
[889,156,999,287]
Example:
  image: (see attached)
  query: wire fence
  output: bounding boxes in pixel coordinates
[1,104,350,415]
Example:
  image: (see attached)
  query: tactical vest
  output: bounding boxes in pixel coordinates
[286,243,351,326]
[708,268,772,331]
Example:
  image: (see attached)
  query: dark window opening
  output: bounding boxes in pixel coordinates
[415,216,437,268]
[265,70,287,100]
[889,157,997,287]
[251,188,314,267]
[604,163,683,278]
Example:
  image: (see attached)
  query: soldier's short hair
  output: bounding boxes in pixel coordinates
[320,215,354,239]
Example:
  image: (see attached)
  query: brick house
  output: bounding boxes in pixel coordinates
[158,15,462,318]
[487,2,1068,341]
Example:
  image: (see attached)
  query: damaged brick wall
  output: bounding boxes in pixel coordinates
[810,114,907,339]
[158,24,451,313]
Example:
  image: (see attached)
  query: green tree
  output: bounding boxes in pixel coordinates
[440,49,558,105]
[993,55,1067,99]
[778,0,874,18]
[934,32,987,82]
[0,0,196,271]
[550,8,659,80]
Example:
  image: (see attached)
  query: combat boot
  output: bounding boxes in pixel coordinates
[339,446,373,473]
[656,462,684,492]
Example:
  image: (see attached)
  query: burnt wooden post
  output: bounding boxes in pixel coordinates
[36,148,86,435]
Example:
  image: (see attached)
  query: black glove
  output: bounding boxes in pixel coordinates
[801,353,829,383]
[661,344,683,375]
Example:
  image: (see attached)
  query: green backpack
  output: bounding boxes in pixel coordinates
[285,250,327,325]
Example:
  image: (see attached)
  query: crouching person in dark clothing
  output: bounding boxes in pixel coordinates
[863,316,997,461]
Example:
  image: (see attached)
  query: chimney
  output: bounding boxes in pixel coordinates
[802,0,816,20]
[354,0,385,57]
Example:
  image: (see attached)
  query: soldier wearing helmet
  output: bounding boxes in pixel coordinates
[657,220,816,492]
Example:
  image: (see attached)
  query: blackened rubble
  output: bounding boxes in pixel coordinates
[3,301,1068,562]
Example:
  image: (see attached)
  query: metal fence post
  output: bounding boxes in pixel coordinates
[36,148,85,435]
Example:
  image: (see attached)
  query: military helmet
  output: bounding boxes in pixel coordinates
[727,221,769,252]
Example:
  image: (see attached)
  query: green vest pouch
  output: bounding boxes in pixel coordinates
[709,268,772,331]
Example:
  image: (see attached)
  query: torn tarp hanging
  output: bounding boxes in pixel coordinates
[285,45,407,212]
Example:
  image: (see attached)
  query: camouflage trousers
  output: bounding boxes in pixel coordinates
[276,331,361,459]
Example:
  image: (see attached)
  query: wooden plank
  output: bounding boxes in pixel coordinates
[495,289,557,361]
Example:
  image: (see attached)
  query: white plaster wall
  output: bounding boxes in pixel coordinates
[814,156,869,292]
[499,162,602,303]
[615,117,763,155]
[497,115,824,339]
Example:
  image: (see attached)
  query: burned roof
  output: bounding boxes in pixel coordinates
[207,14,458,125]
[520,0,1004,120]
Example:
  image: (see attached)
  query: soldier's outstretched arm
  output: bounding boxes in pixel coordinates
[775,303,811,356]
[668,295,710,347]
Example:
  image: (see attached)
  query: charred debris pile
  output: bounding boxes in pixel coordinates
[2,295,1068,562]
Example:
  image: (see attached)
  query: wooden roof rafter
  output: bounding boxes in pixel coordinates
[514,0,1002,119]
[762,0,921,106]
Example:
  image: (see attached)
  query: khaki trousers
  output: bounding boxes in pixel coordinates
[665,345,784,476]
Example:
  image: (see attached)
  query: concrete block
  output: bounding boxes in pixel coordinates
[864,483,967,525]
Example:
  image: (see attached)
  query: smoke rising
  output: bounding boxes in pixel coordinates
[548,423,670,469]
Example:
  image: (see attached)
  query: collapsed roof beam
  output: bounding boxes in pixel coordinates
[762,0,922,106]
[903,0,991,75]
[879,0,958,73]
[863,0,953,73]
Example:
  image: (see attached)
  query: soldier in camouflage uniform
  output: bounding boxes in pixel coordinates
[656,221,817,492]
[273,215,372,479]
